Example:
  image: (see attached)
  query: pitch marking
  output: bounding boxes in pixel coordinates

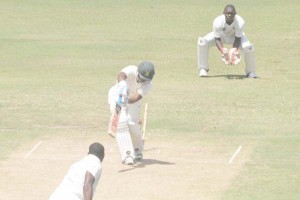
[229,145,242,165]
[24,141,42,159]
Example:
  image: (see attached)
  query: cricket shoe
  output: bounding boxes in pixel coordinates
[135,151,143,161]
[247,72,256,78]
[123,156,134,165]
[199,69,208,77]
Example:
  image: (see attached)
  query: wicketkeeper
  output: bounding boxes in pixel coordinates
[197,4,256,78]
[108,61,155,165]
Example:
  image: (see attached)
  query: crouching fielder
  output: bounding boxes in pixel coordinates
[108,61,155,165]
[197,4,256,78]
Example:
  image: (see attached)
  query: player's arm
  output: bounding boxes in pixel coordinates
[215,37,224,53]
[233,37,241,49]
[128,93,142,104]
[83,171,95,200]
[213,17,223,53]
[117,72,127,82]
[215,37,230,56]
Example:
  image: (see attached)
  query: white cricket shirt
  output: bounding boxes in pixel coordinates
[213,14,244,38]
[49,154,102,200]
[121,65,152,98]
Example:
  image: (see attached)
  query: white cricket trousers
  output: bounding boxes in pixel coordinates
[203,32,251,49]
[198,31,255,75]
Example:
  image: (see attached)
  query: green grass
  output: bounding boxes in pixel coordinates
[224,138,300,200]
[0,0,299,199]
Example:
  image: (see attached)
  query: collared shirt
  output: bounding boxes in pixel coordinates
[213,14,244,38]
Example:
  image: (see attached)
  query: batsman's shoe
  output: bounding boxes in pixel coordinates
[247,72,256,78]
[123,156,134,165]
[135,151,143,160]
[199,69,208,77]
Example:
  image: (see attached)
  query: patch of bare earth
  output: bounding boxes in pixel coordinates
[0,133,252,200]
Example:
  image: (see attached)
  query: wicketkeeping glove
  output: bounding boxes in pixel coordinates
[228,48,241,65]
[220,48,229,65]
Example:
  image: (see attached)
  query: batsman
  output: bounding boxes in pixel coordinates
[197,4,256,78]
[108,61,155,165]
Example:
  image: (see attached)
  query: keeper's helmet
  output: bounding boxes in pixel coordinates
[137,61,155,82]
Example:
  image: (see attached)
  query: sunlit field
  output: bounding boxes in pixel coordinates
[0,0,299,199]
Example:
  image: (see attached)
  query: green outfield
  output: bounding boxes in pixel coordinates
[0,0,299,199]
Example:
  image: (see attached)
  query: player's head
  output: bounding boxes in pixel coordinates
[223,4,236,25]
[137,61,155,83]
[88,142,105,161]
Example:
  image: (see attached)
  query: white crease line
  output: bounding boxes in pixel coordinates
[24,141,42,159]
[229,145,242,165]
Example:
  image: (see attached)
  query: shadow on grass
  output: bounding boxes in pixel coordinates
[202,74,259,79]
[118,159,175,173]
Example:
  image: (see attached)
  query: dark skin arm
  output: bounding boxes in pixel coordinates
[117,72,143,104]
[215,38,224,52]
[83,171,95,200]
[215,37,241,53]
[232,37,241,49]
[128,93,142,104]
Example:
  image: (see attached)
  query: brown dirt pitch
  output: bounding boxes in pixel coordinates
[0,131,252,200]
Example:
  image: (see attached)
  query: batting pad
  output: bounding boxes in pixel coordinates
[115,107,135,162]
[197,37,209,70]
[128,121,143,152]
[244,44,256,75]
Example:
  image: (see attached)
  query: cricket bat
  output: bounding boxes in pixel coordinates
[108,101,122,138]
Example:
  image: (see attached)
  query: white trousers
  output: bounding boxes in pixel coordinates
[203,32,251,48]
[198,32,255,75]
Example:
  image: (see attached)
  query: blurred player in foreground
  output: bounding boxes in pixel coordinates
[108,61,155,165]
[197,4,257,78]
[49,143,105,200]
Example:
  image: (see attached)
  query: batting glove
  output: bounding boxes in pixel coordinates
[117,80,128,95]
[116,80,129,106]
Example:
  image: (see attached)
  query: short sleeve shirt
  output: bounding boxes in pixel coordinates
[50,154,102,200]
[213,14,244,38]
[121,65,153,98]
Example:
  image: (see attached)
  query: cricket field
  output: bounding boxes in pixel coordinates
[0,0,299,199]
